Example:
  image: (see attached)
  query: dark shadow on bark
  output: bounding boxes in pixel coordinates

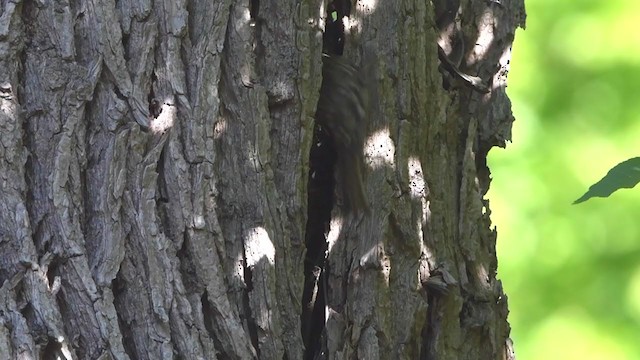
[112,274,136,360]
[42,336,64,360]
[242,249,261,356]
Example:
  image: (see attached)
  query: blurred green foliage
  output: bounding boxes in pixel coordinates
[488,0,640,358]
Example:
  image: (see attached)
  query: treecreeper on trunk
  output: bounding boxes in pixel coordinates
[315,54,376,215]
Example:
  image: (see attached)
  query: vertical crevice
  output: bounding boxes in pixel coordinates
[241,251,260,357]
[301,1,349,358]
[249,0,260,20]
[322,0,350,56]
[302,124,334,360]
[20,0,41,255]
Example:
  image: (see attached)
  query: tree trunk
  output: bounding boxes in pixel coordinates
[0,0,524,359]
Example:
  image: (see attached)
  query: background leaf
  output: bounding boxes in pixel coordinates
[574,157,640,204]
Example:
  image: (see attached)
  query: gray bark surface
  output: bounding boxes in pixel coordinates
[0,0,524,359]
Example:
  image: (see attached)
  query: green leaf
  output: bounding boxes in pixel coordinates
[574,157,640,204]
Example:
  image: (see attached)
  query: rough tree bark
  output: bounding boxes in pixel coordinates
[0,0,525,359]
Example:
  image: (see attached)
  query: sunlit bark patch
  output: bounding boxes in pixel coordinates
[149,101,175,134]
[365,128,395,169]
[245,226,275,266]
[408,156,426,200]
